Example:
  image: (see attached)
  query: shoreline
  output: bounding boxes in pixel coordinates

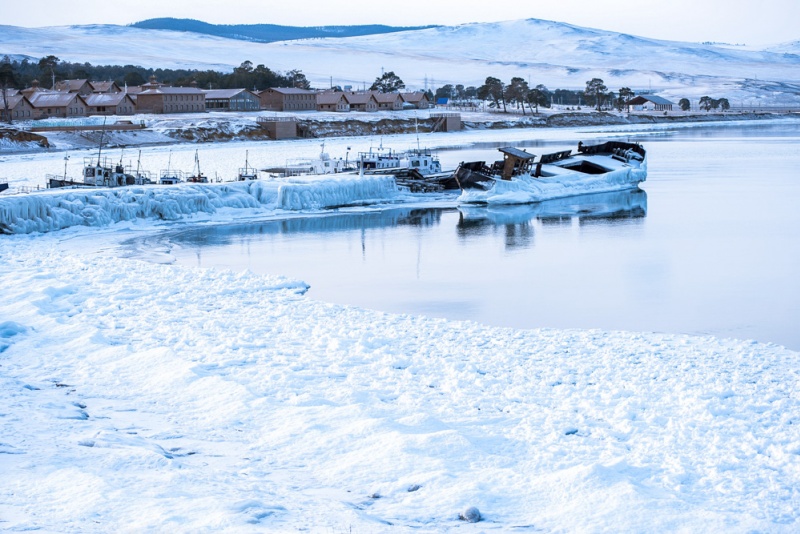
[1,110,797,155]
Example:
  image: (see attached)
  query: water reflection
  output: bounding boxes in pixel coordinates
[456,188,647,248]
[167,189,647,252]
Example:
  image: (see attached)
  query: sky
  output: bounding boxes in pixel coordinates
[2,0,799,47]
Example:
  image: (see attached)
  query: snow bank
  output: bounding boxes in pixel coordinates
[0,232,798,531]
[0,175,399,234]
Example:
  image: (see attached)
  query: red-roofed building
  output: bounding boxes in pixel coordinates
[28,91,87,119]
[316,91,350,112]
[259,87,317,111]
[401,92,431,109]
[84,93,136,116]
[344,92,379,112]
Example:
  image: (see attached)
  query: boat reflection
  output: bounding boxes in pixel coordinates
[159,188,646,252]
[457,188,647,231]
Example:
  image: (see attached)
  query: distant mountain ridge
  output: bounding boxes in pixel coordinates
[129,18,439,43]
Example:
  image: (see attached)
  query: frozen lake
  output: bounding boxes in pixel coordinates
[148,123,800,350]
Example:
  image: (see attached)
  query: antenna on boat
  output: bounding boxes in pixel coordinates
[63,153,69,180]
[97,117,108,166]
[166,150,173,175]
[136,150,142,179]
[415,114,420,152]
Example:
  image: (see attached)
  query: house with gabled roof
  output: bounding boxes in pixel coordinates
[344,91,379,112]
[89,81,121,93]
[401,92,431,109]
[259,87,317,111]
[204,88,260,111]
[0,92,35,121]
[27,91,87,119]
[55,79,93,95]
[628,95,674,111]
[372,91,403,111]
[316,91,350,112]
[84,93,136,116]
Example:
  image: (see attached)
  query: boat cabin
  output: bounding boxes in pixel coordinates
[498,147,536,180]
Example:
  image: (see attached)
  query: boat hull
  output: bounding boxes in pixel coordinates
[457,142,647,205]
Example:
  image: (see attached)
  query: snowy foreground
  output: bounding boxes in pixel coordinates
[1,178,799,532]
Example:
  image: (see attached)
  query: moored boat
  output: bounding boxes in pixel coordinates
[455,141,647,204]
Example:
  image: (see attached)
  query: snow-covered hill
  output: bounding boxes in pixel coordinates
[1,19,799,104]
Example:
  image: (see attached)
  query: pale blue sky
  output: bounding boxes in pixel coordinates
[4,0,798,46]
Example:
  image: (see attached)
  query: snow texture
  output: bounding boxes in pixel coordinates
[0,175,398,234]
[1,216,798,532]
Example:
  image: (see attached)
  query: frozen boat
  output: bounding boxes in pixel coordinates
[454,141,647,204]
[48,153,153,189]
[0,182,8,194]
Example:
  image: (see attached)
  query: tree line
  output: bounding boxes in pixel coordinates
[0,55,312,92]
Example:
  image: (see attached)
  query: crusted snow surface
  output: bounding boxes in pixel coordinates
[0,175,399,234]
[0,215,798,531]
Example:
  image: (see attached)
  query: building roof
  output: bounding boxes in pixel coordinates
[28,92,83,107]
[372,91,401,103]
[316,91,347,105]
[55,79,89,92]
[137,86,206,96]
[629,95,674,105]
[401,92,429,103]
[344,92,378,105]
[204,88,254,99]
[1,94,29,109]
[266,87,316,95]
[89,81,120,93]
[2,88,20,97]
[83,93,133,106]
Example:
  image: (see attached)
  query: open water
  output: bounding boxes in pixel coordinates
[158,123,800,349]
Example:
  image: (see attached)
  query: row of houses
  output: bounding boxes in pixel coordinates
[0,76,432,121]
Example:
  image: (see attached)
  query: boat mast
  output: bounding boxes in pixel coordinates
[97,117,107,166]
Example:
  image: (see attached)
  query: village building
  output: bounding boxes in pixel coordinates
[316,91,350,112]
[401,92,431,109]
[259,87,317,111]
[84,93,136,116]
[135,85,206,114]
[344,91,379,112]
[204,88,260,111]
[89,81,121,93]
[54,79,94,95]
[0,93,35,121]
[20,79,45,98]
[628,95,674,111]
[372,91,403,111]
[27,91,87,119]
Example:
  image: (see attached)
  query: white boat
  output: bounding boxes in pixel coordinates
[358,145,442,176]
[263,143,353,177]
[455,141,647,204]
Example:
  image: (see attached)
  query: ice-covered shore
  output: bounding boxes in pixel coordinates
[0,175,399,234]
[1,223,798,532]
